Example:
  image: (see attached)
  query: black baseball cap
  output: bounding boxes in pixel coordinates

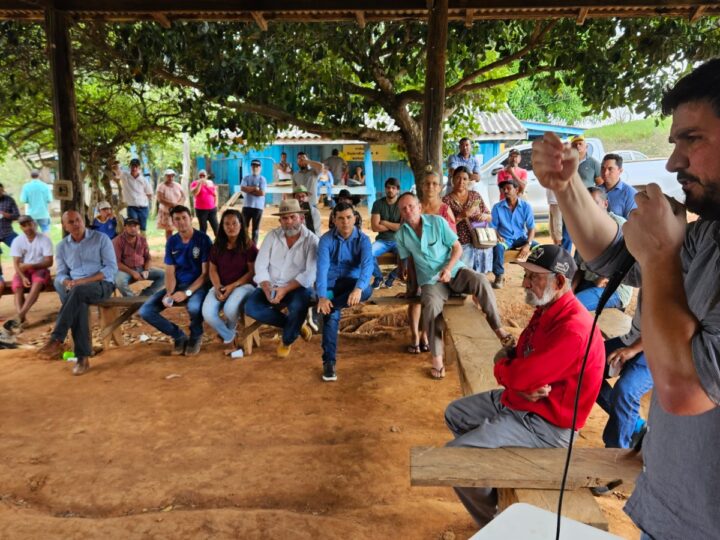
[498,178,519,189]
[124,218,140,226]
[512,244,577,279]
[251,159,262,167]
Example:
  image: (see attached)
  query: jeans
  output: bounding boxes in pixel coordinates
[461,243,493,274]
[36,218,50,233]
[492,237,538,276]
[561,221,573,252]
[127,206,149,231]
[321,278,373,366]
[196,208,219,236]
[244,286,314,346]
[317,179,334,206]
[201,284,255,343]
[114,267,165,297]
[371,239,399,280]
[596,337,654,448]
[52,279,114,357]
[139,283,209,343]
[575,286,623,311]
[241,207,263,245]
[1,231,18,248]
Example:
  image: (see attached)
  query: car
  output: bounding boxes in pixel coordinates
[611,150,649,162]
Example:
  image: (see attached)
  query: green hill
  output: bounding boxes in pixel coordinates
[585,117,673,158]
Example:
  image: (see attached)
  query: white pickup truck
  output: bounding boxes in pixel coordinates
[474,138,682,217]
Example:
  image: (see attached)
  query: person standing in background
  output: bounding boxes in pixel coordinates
[120,158,153,233]
[240,159,267,244]
[155,168,185,239]
[324,149,348,186]
[190,169,219,236]
[20,170,52,233]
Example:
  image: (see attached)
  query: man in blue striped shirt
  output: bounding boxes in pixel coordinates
[316,202,374,381]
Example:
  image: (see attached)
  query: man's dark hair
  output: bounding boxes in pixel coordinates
[170,205,192,217]
[587,186,608,202]
[215,209,250,252]
[332,201,355,216]
[661,58,720,117]
[332,149,339,156]
[281,151,287,157]
[129,158,141,167]
[384,177,400,188]
[297,151,307,158]
[602,153,623,169]
[459,137,471,145]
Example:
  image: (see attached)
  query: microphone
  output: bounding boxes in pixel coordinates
[596,245,635,315]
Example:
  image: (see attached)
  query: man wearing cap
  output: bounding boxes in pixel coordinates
[497,149,528,196]
[599,153,637,219]
[244,199,318,358]
[112,218,165,297]
[121,158,153,232]
[91,201,117,239]
[156,168,185,239]
[448,138,481,185]
[395,193,512,380]
[140,205,211,356]
[571,135,602,188]
[316,202,374,381]
[20,170,52,233]
[444,244,605,525]
[292,152,323,206]
[10,215,53,323]
[292,185,321,235]
[490,179,537,288]
[240,159,267,244]
[39,210,117,375]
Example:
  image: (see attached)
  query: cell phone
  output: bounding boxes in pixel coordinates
[271,289,277,300]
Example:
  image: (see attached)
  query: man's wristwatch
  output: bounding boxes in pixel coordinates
[185,289,193,297]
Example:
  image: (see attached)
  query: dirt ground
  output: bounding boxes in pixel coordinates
[0,207,642,539]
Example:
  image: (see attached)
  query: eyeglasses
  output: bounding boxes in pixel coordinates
[522,271,551,283]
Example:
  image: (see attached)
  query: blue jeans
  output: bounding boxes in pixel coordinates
[575,286,623,311]
[596,337,654,448]
[492,237,538,276]
[561,221,573,252]
[1,231,18,247]
[371,239,399,280]
[36,218,50,232]
[321,278,373,366]
[114,267,165,297]
[201,284,255,343]
[244,286,314,346]
[317,179,334,206]
[139,283,208,343]
[127,206,149,231]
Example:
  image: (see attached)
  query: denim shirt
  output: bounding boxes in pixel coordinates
[491,198,535,244]
[316,227,373,297]
[55,228,118,283]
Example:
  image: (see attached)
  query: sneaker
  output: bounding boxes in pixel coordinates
[630,422,648,450]
[492,275,505,289]
[277,343,292,358]
[184,339,202,356]
[300,323,313,342]
[306,307,319,332]
[322,363,337,382]
[72,357,90,376]
[171,337,188,356]
[372,276,383,289]
[383,275,396,288]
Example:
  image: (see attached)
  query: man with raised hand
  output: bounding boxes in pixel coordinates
[531,58,720,540]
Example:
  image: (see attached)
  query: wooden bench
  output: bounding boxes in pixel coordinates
[96,296,262,354]
[410,302,637,531]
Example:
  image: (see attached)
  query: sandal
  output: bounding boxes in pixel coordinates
[500,334,516,348]
[407,344,421,354]
[430,365,446,380]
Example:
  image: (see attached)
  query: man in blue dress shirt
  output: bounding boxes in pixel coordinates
[600,153,638,219]
[316,202,374,382]
[39,210,117,375]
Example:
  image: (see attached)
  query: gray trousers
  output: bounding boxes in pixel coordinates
[444,389,572,525]
[421,268,503,357]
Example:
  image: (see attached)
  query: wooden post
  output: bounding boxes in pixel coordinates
[421,0,449,181]
[44,7,83,214]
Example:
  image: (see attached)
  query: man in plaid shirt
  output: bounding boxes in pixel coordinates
[0,183,20,247]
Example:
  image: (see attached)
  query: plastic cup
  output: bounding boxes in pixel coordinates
[62,351,75,361]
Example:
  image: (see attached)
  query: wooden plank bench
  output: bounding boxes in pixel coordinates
[411,301,635,530]
[96,296,262,354]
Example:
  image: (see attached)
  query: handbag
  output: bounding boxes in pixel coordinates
[467,219,498,249]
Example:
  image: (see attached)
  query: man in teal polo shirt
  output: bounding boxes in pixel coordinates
[396,193,511,379]
[20,170,52,232]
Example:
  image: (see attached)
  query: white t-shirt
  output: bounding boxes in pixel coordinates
[10,233,53,265]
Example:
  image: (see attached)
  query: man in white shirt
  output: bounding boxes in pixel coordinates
[244,199,319,358]
[10,215,54,323]
[120,158,153,232]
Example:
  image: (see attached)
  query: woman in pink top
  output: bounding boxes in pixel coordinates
[406,171,457,354]
[190,169,219,235]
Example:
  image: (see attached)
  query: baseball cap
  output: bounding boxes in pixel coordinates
[18,215,34,224]
[508,148,520,156]
[512,244,577,279]
[570,135,586,145]
[97,201,112,210]
[251,159,262,167]
[292,185,308,194]
[163,168,176,176]
[124,218,140,226]
[498,178,519,189]
[129,158,141,167]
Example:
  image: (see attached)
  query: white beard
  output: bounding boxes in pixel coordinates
[525,280,557,307]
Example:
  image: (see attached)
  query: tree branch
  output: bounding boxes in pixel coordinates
[460,66,557,94]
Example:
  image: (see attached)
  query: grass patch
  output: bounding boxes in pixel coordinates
[586,118,673,158]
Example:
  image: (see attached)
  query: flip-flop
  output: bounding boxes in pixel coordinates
[407,344,421,354]
[430,365,446,380]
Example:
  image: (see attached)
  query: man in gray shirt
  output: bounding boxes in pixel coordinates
[570,135,602,188]
[323,149,348,186]
[292,152,323,206]
[532,58,720,539]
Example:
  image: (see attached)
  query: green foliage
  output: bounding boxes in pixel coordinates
[508,76,587,124]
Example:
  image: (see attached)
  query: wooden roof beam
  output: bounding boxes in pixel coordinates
[576,7,589,24]
[465,8,475,27]
[355,10,365,28]
[251,11,267,31]
[151,11,171,28]
[689,4,707,23]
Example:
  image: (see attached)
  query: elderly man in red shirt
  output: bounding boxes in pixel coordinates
[444,244,605,525]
